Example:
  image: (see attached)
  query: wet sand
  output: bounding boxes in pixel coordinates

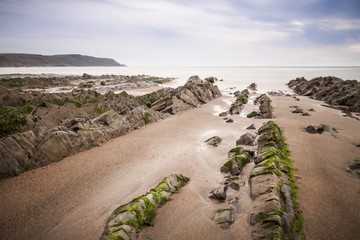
[0,93,360,240]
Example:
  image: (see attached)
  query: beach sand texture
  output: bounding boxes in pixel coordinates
[0,93,359,240]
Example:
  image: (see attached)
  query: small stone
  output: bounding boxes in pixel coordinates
[295,98,300,101]
[305,125,317,134]
[246,124,256,130]
[229,182,240,191]
[226,119,234,123]
[233,90,241,97]
[247,82,257,91]
[356,144,360,148]
[316,127,325,134]
[348,159,360,170]
[309,108,315,112]
[205,136,222,146]
[219,112,227,117]
[302,112,310,116]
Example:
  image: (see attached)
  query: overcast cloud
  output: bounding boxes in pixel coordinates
[0,0,359,66]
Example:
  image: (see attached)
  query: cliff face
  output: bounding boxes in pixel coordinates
[0,54,125,67]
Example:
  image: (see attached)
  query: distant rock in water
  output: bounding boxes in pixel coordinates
[0,53,125,67]
[287,76,360,112]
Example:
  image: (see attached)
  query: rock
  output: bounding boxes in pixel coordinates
[288,76,360,112]
[356,144,360,148]
[302,112,310,116]
[205,136,222,146]
[82,73,92,78]
[218,112,227,117]
[229,181,240,191]
[214,208,234,229]
[205,76,218,83]
[247,111,259,118]
[226,118,234,123]
[305,125,317,134]
[236,133,255,146]
[233,90,241,97]
[258,94,272,119]
[348,159,360,170]
[292,107,303,114]
[247,82,257,91]
[309,108,315,112]
[246,124,256,129]
[316,126,325,134]
[209,186,227,201]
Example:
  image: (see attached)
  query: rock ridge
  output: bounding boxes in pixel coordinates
[0,76,221,179]
[287,76,360,112]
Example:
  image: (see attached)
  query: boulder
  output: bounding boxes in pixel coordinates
[247,82,257,91]
[209,186,227,201]
[214,208,234,229]
[236,133,255,146]
[205,136,222,146]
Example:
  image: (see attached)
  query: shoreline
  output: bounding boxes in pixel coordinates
[0,78,359,239]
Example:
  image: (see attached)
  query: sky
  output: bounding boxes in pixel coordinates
[0,0,360,66]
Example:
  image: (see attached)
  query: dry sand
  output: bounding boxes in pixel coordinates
[0,93,359,240]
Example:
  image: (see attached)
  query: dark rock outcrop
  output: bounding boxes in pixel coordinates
[247,83,257,91]
[0,76,221,179]
[249,94,273,119]
[236,133,255,146]
[288,76,360,112]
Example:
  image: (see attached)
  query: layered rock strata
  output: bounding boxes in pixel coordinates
[247,94,273,119]
[287,76,360,112]
[250,121,303,240]
[100,174,189,240]
[219,89,249,117]
[0,76,221,179]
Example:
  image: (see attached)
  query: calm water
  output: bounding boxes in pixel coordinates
[1,66,359,93]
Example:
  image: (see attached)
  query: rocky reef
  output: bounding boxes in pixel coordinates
[100,174,189,240]
[287,76,360,112]
[0,76,221,179]
[250,121,303,240]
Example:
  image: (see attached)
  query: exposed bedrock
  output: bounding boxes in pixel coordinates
[100,174,190,240]
[250,121,303,240]
[0,76,221,179]
[247,94,273,119]
[287,76,360,112]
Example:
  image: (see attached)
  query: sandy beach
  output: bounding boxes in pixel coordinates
[0,90,359,240]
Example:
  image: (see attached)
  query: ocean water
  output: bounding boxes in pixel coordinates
[1,66,359,93]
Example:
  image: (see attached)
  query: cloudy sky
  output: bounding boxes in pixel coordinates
[0,0,360,66]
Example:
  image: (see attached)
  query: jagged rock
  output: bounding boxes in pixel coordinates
[258,94,272,118]
[205,76,218,83]
[247,83,257,91]
[246,124,256,129]
[209,186,227,201]
[288,76,360,112]
[214,208,234,229]
[302,112,310,116]
[205,136,222,146]
[236,133,255,146]
[226,118,234,123]
[0,75,222,179]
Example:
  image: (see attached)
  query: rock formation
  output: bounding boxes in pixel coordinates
[287,76,360,112]
[0,76,221,179]
[247,94,273,119]
[100,174,189,240]
[250,121,303,239]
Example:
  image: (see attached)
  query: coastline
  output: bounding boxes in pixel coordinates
[0,76,359,239]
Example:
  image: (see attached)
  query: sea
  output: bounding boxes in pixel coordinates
[1,66,359,93]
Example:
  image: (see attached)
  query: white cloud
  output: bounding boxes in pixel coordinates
[318,19,360,31]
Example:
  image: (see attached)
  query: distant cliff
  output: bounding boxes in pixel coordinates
[0,54,125,67]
